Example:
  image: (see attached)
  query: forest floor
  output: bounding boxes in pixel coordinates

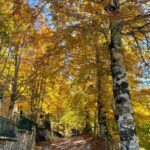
[35,136,106,150]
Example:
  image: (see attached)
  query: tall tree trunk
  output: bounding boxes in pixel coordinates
[64,48,71,78]
[108,1,139,149]
[8,52,21,116]
[94,109,98,135]
[95,46,109,140]
[83,110,92,134]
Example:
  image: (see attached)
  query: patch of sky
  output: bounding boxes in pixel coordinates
[28,0,54,29]
[137,62,150,89]
[28,0,39,8]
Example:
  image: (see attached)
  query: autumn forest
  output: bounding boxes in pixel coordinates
[0,0,149,150]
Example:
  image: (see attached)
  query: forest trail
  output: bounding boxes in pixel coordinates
[36,136,105,150]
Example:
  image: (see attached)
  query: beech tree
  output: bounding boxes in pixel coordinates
[107,0,139,149]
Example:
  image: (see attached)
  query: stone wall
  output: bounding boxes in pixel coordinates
[0,129,35,150]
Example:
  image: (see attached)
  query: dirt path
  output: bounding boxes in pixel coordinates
[36,136,105,150]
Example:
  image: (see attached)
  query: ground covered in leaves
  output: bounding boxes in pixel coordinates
[35,136,106,150]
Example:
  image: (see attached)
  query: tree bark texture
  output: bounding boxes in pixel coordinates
[9,53,21,116]
[109,16,139,150]
[95,47,109,140]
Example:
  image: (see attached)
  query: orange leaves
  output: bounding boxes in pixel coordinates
[140,89,150,95]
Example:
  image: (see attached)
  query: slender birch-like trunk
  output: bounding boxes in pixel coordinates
[9,52,21,116]
[108,1,139,149]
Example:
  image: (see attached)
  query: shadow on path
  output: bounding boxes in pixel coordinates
[36,136,105,150]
